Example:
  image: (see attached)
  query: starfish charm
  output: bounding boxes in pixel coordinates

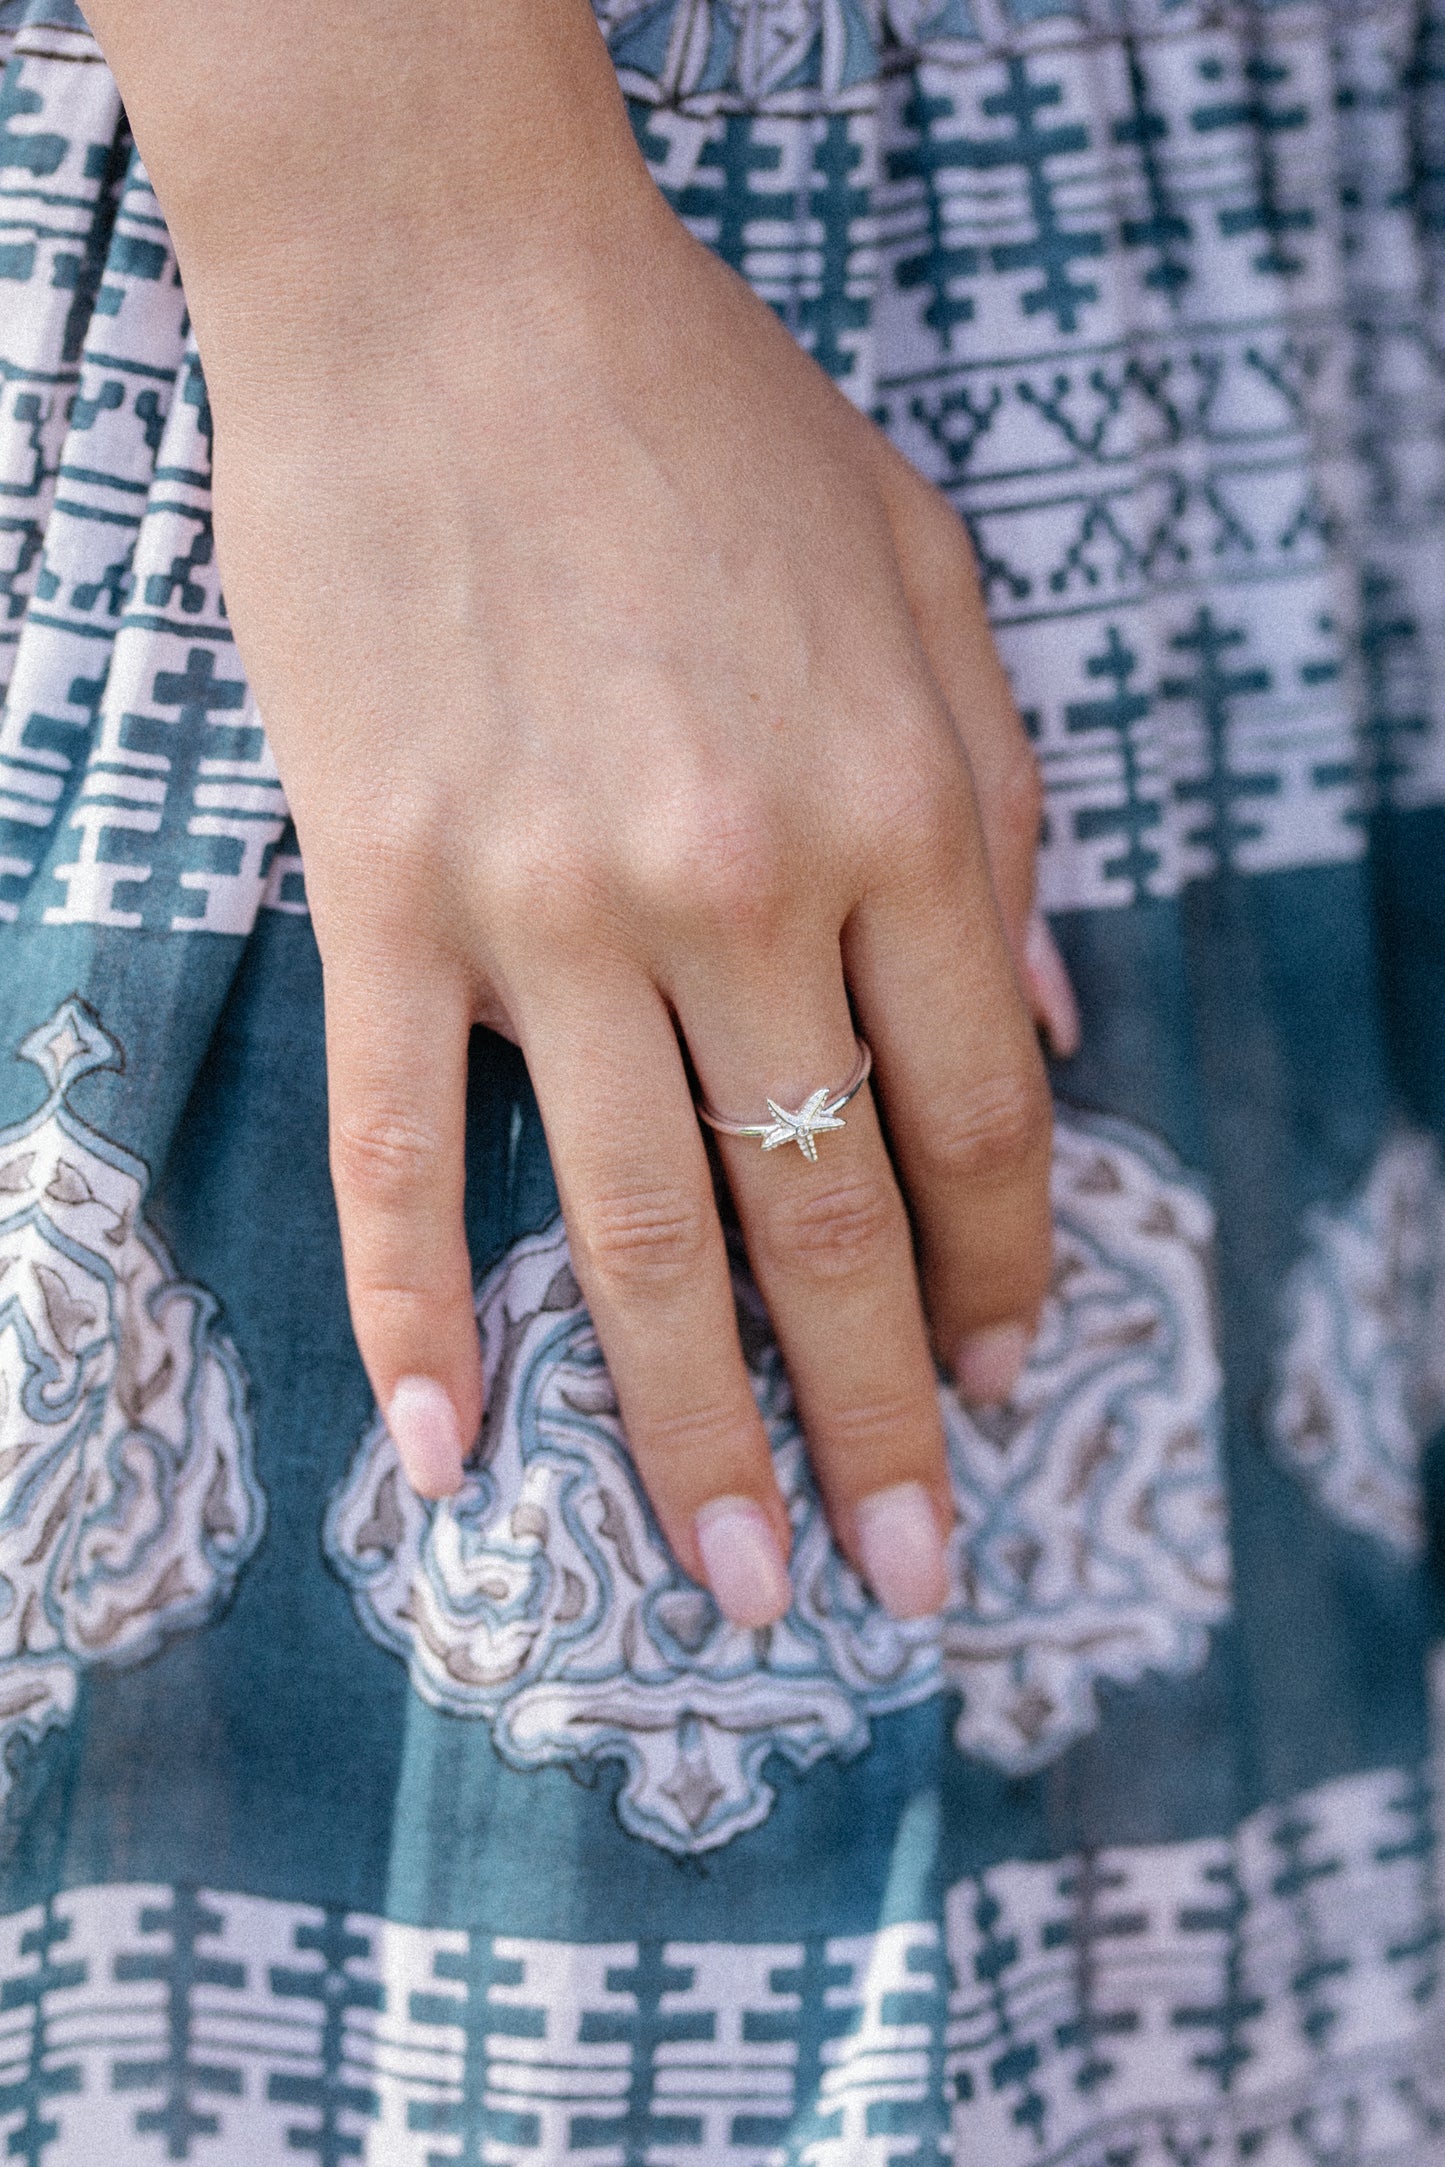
[696,1040,872,1160]
[757,1088,848,1162]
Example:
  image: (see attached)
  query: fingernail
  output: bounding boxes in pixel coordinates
[1025,910,1082,1060]
[695,1498,791,1628]
[855,1482,949,1620]
[954,1322,1030,1407]
[388,1376,465,1497]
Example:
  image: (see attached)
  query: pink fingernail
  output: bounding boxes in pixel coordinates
[954,1322,1030,1407]
[695,1499,791,1628]
[388,1376,465,1498]
[855,1482,949,1620]
[1025,910,1081,1059]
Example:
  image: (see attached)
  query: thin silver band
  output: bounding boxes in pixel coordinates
[697,1038,872,1160]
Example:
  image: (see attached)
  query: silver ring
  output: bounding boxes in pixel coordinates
[697,1038,872,1162]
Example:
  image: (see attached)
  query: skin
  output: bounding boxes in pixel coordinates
[84,0,1072,1624]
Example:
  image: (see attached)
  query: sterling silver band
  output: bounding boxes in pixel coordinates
[696,1038,872,1162]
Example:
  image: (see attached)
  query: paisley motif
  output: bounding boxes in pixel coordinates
[1272,1131,1445,1555]
[0,999,265,1792]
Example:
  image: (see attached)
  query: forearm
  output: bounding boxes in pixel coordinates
[82,0,662,371]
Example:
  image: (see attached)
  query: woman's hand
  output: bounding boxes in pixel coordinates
[87,0,1075,1629]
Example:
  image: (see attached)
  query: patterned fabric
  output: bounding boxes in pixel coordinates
[0,0,1444,2158]
[1,1754,1444,2164]
[0,998,263,1795]
[325,1116,1228,1854]
[622,0,1445,913]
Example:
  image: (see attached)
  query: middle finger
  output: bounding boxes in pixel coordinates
[675,953,953,1620]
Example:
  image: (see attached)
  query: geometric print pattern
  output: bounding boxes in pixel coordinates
[628,0,1445,910]
[3,2,1445,926]
[0,6,302,938]
[1,1758,1443,2163]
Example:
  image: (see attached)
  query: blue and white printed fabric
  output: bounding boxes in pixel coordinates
[1,0,1445,2158]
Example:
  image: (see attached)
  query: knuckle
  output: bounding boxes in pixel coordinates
[861,740,969,873]
[310,817,440,947]
[346,1279,457,1333]
[923,522,985,608]
[331,1108,448,1208]
[644,813,788,943]
[761,1173,905,1285]
[820,1387,938,1459]
[924,1068,1051,1186]
[991,743,1043,852]
[911,772,973,876]
[887,451,977,568]
[575,1185,715,1294]
[349,1276,424,1315]
[364,792,439,883]
[484,822,607,947]
[634,1399,757,1478]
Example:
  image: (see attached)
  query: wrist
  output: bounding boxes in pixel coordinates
[84,0,661,370]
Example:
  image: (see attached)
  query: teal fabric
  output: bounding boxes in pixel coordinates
[1,2,1445,2159]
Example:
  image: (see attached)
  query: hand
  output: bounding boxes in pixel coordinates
[196,200,1070,1630]
[91,0,1074,1630]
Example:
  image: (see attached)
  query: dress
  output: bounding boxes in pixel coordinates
[0,0,1443,2156]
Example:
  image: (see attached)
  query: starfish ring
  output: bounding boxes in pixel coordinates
[696,1039,872,1163]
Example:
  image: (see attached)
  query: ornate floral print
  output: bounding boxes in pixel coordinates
[0,999,264,1792]
[1273,1131,1445,1555]
[327,1111,1226,1853]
